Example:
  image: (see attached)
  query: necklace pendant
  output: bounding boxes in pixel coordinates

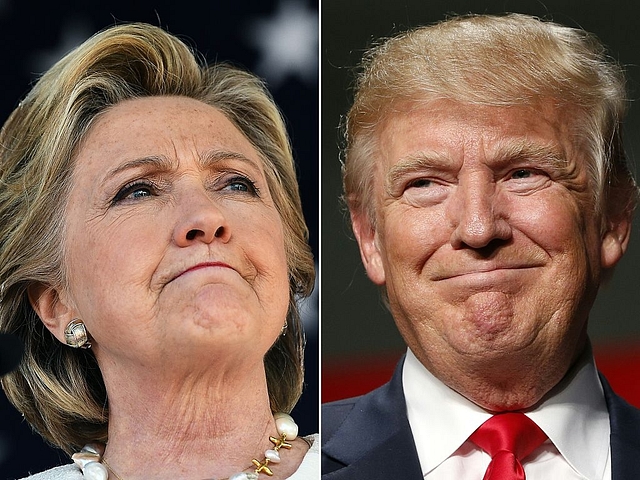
[72,413,298,480]
[252,458,274,476]
[269,435,292,450]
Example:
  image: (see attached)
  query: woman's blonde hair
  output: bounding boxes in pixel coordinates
[344,13,638,228]
[0,23,315,454]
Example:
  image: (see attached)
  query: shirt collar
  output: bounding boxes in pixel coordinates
[402,345,610,478]
[527,343,610,479]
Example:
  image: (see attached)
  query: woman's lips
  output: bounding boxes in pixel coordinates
[172,262,233,281]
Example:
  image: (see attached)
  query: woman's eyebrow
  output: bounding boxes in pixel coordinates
[198,149,259,169]
[105,155,175,179]
[104,150,260,181]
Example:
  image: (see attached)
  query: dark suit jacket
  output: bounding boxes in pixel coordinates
[322,358,640,479]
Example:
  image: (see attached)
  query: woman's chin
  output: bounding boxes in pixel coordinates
[168,315,278,356]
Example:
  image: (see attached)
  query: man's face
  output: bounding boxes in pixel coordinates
[352,99,630,409]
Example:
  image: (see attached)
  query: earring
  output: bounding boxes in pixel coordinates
[64,319,92,349]
[280,320,288,336]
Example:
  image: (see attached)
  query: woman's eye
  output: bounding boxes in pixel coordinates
[112,182,156,204]
[223,176,259,196]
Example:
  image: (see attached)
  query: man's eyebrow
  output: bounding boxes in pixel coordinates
[492,141,568,169]
[386,141,567,188]
[386,151,452,189]
[384,151,453,192]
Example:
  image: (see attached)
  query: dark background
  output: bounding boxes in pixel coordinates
[0,1,318,478]
[321,0,640,400]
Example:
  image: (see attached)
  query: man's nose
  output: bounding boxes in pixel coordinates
[448,179,512,249]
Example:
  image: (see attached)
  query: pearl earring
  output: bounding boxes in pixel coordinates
[64,319,92,349]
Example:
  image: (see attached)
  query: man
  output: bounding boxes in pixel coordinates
[322,14,640,479]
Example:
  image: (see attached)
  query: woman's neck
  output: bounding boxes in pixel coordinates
[100,360,292,480]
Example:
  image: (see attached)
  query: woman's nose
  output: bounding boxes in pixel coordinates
[172,188,231,247]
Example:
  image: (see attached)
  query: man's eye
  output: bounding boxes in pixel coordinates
[407,178,433,189]
[511,169,534,179]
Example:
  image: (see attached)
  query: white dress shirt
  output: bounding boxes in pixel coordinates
[403,347,611,479]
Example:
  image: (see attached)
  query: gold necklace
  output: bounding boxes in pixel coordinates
[102,434,292,480]
[71,412,298,480]
[102,458,124,480]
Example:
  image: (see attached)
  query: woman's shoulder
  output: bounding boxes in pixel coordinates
[286,434,319,479]
[303,433,319,454]
[20,464,82,480]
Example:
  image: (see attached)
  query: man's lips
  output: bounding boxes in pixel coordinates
[431,264,542,281]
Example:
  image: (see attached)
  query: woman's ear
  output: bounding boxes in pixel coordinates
[27,283,76,344]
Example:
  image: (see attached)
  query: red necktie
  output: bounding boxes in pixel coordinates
[469,413,547,480]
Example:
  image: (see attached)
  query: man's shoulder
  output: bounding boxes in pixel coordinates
[322,357,407,442]
[321,374,423,479]
[322,357,406,440]
[322,394,368,442]
[601,374,640,440]
[600,374,640,478]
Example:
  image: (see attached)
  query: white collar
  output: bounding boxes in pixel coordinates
[403,346,610,479]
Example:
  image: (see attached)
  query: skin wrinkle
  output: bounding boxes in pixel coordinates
[150,372,270,463]
[103,358,276,476]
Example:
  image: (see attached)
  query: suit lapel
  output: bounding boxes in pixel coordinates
[322,428,422,479]
[601,374,640,479]
[322,358,423,479]
[324,366,640,479]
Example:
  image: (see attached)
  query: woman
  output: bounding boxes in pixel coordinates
[0,23,317,479]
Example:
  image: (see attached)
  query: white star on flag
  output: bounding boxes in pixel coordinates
[245,0,318,88]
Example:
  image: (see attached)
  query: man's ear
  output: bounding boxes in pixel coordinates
[600,211,633,269]
[350,209,386,285]
[27,283,76,345]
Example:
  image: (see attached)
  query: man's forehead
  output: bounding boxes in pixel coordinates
[375,99,578,168]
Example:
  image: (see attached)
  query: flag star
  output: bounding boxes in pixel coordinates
[246,0,318,88]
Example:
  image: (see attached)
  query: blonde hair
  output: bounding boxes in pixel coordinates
[344,13,638,227]
[0,23,314,454]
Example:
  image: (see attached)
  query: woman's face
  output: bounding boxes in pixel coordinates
[60,96,289,373]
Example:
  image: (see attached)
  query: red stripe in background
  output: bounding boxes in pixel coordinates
[322,342,640,407]
[594,342,640,406]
